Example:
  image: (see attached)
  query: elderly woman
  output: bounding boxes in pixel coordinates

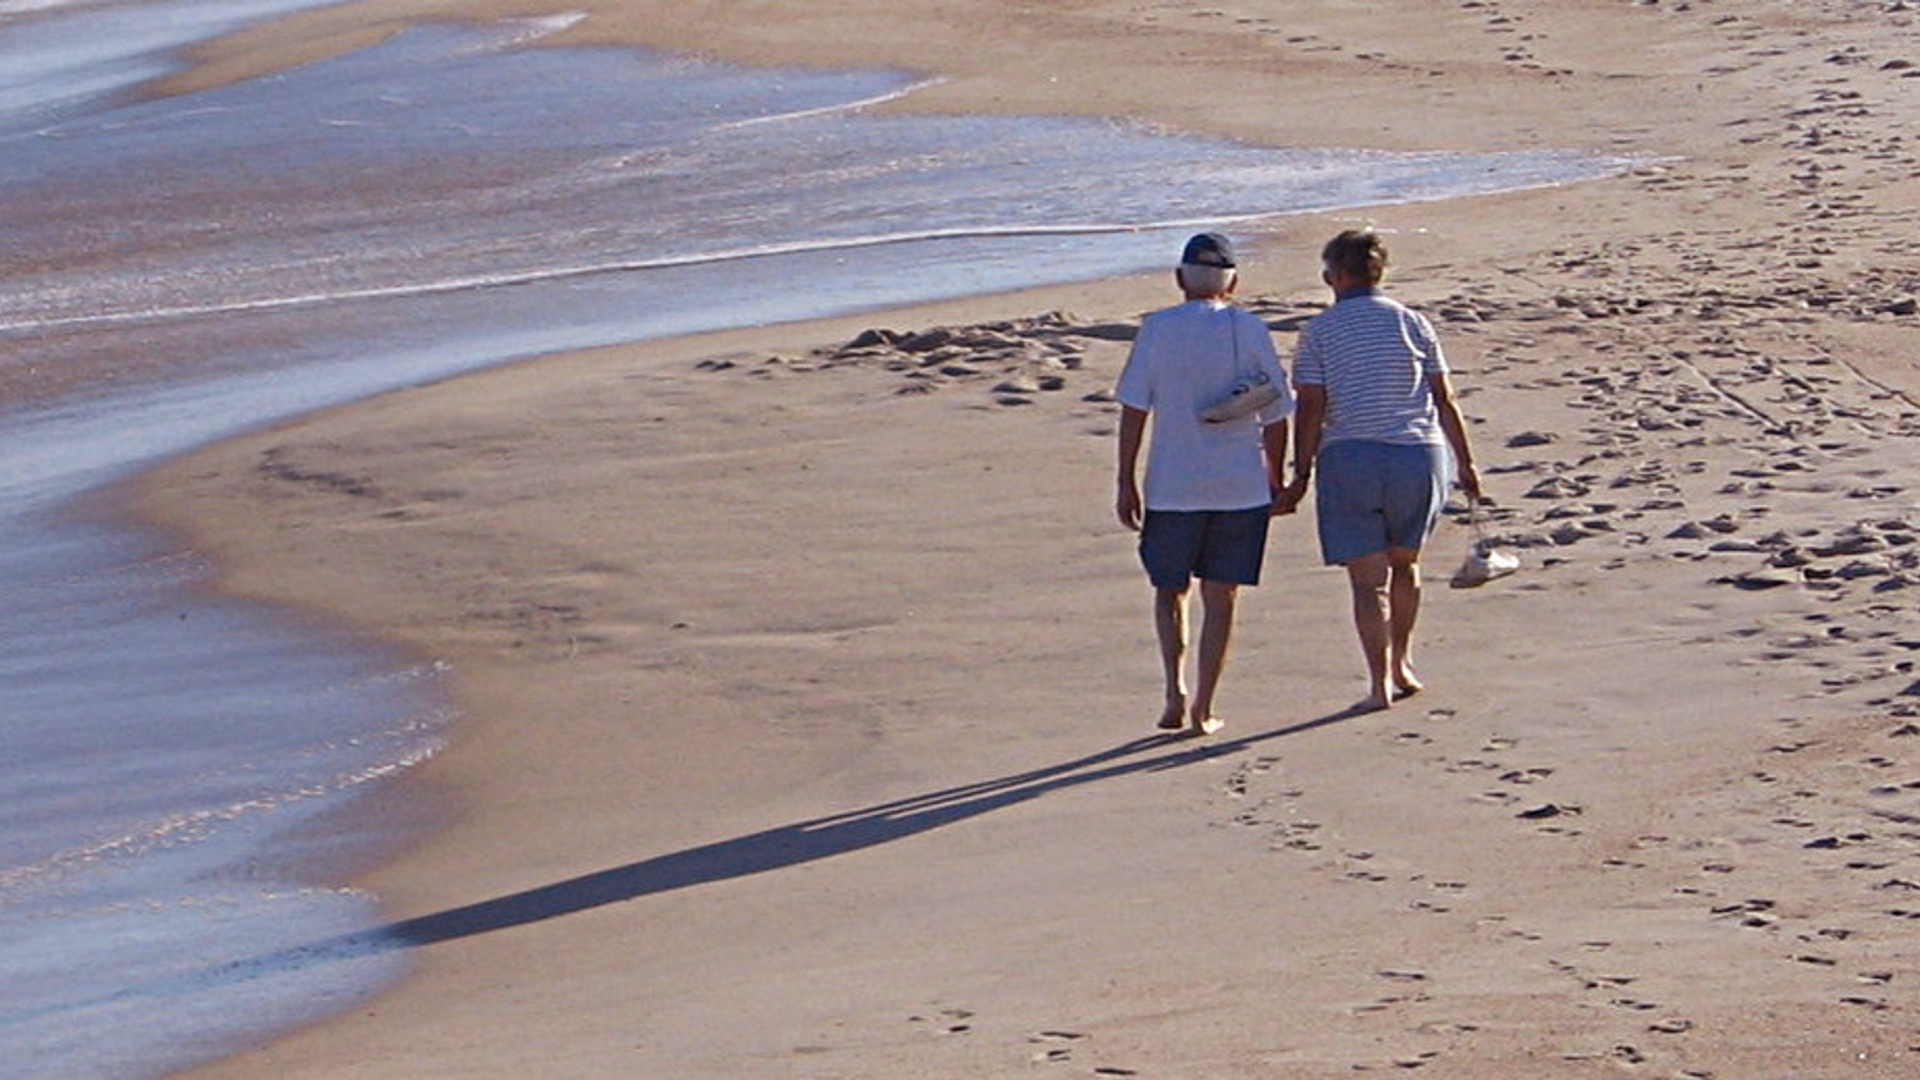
[1277,230,1482,711]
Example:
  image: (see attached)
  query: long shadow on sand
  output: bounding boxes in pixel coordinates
[371,703,1367,949]
[0,704,1368,1026]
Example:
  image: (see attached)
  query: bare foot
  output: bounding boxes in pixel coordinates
[1190,715,1225,736]
[1157,695,1187,731]
[1360,691,1393,713]
[1393,671,1425,700]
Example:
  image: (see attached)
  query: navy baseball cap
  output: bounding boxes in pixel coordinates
[1180,232,1236,269]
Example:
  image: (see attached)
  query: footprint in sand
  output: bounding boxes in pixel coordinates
[1419,1021,1481,1035]
[1026,1030,1085,1065]
[1494,923,1545,943]
[1352,993,1427,1016]
[907,1007,976,1036]
[1710,898,1778,929]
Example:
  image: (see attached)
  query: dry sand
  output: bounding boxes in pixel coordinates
[136,1,1920,1077]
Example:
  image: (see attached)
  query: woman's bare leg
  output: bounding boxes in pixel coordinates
[1345,552,1393,710]
[1387,547,1424,697]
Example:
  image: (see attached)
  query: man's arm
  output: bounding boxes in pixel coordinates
[1428,371,1483,502]
[1274,384,1325,514]
[1116,405,1148,531]
[1262,418,1289,512]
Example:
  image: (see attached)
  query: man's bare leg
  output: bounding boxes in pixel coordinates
[1345,552,1394,710]
[1153,585,1191,729]
[1188,579,1238,734]
[1387,547,1424,698]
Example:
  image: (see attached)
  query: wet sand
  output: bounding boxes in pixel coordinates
[144,1,1920,1076]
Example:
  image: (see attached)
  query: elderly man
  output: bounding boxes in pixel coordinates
[1115,233,1294,735]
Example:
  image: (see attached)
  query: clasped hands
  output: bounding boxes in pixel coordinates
[1270,476,1309,516]
[1125,471,1482,527]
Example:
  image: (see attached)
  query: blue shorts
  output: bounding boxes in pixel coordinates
[1314,440,1446,565]
[1139,505,1272,589]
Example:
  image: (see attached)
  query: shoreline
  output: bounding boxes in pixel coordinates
[152,0,1691,156]
[136,2,1920,1077]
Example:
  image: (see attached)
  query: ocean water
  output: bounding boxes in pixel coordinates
[0,3,1618,1077]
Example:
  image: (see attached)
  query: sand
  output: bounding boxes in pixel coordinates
[135,1,1920,1077]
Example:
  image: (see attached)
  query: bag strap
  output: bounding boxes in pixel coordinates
[1468,496,1491,549]
[1226,305,1254,381]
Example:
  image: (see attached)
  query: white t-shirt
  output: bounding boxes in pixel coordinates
[1115,300,1295,511]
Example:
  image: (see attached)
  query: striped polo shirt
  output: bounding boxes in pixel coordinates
[1293,288,1447,447]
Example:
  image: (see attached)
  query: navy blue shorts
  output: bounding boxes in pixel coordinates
[1314,440,1446,565]
[1139,505,1272,589]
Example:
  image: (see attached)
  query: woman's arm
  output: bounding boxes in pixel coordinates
[1274,384,1326,515]
[1428,371,1483,501]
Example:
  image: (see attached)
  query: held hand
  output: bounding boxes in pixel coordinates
[1117,481,1143,532]
[1271,476,1309,516]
